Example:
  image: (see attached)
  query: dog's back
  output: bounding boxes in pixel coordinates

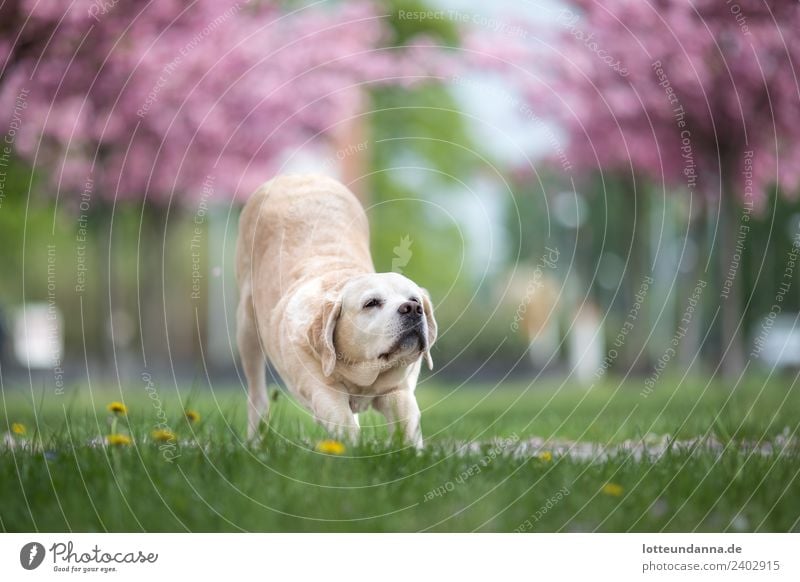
[236,174,372,300]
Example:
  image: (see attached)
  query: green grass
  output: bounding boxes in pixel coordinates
[1,376,799,532]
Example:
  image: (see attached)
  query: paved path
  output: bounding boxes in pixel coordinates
[453,429,799,461]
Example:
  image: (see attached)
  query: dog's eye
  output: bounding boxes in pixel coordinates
[363,298,383,309]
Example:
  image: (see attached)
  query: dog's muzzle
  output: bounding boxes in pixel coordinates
[379,325,426,361]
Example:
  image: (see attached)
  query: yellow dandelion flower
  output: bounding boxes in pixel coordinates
[315,439,346,455]
[537,451,553,462]
[602,482,624,497]
[107,402,127,415]
[151,429,176,442]
[107,434,132,446]
[184,410,200,423]
[11,423,26,436]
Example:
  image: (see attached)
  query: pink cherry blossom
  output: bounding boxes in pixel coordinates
[1,1,438,203]
[471,0,800,204]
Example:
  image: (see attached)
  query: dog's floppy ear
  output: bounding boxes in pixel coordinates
[308,293,343,377]
[420,288,438,370]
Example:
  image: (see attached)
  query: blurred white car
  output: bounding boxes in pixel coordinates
[753,313,800,368]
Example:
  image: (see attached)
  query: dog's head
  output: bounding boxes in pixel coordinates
[309,272,438,378]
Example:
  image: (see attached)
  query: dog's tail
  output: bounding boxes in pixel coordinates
[235,181,275,288]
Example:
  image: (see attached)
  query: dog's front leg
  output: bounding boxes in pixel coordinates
[373,390,423,449]
[310,386,360,443]
[237,288,269,441]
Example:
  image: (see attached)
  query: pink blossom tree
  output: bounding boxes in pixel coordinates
[477,0,800,376]
[0,0,427,203]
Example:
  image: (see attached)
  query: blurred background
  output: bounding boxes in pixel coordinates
[1,0,799,393]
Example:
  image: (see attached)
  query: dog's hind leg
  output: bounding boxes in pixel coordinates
[237,286,268,440]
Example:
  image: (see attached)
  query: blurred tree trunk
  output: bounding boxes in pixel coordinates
[678,206,705,370]
[91,201,113,373]
[716,159,746,378]
[334,90,369,203]
[138,202,170,369]
[624,174,650,374]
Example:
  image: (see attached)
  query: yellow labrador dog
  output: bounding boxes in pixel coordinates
[235,175,437,447]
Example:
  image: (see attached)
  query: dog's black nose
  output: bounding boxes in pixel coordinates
[398,301,423,317]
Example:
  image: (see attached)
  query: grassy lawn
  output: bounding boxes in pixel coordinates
[1,375,799,532]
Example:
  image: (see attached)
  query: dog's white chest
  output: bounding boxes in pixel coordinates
[348,395,373,413]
